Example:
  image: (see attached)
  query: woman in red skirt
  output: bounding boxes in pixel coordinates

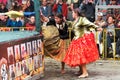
[63,8,102,78]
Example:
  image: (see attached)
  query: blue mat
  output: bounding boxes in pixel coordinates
[0,31,39,42]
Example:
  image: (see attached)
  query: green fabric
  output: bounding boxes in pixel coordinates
[72,17,98,39]
[0,31,39,42]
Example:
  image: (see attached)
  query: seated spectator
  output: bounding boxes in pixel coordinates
[0,3,8,13]
[24,0,34,12]
[6,17,22,31]
[0,15,8,27]
[25,16,35,31]
[11,0,21,11]
[0,0,7,6]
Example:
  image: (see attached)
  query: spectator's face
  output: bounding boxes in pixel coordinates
[1,5,5,9]
[118,21,120,27]
[72,11,77,19]
[30,16,35,23]
[54,16,62,24]
[110,0,116,5]
[0,16,5,20]
[26,1,30,7]
[97,16,102,20]
[88,0,93,3]
[59,0,63,4]
[42,0,47,6]
[107,16,114,24]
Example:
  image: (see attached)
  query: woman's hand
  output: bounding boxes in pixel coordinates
[97,27,103,31]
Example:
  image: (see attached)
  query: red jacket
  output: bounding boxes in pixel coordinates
[25,22,35,31]
[52,3,68,18]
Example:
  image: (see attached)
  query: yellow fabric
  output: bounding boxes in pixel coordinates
[4,11,24,18]
[42,25,69,62]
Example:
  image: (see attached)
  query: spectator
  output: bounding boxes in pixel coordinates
[94,12,106,56]
[115,21,120,57]
[0,3,8,13]
[113,9,120,22]
[70,0,82,9]
[67,4,74,21]
[24,0,34,12]
[94,12,106,42]
[11,0,23,11]
[25,16,35,31]
[6,17,22,31]
[106,15,116,57]
[0,0,7,6]
[109,0,117,5]
[52,0,68,19]
[40,0,52,17]
[81,0,95,22]
[0,15,8,27]
[95,0,109,5]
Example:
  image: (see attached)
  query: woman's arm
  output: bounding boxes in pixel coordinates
[82,17,99,28]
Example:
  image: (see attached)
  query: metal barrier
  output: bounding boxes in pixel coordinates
[68,27,120,60]
[100,28,120,60]
[0,27,35,31]
[1,27,120,60]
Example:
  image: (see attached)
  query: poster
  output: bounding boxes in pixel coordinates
[14,45,21,61]
[28,58,33,72]
[22,59,29,75]
[32,40,38,55]
[7,47,15,64]
[33,56,40,70]
[9,64,15,80]
[20,43,27,58]
[16,62,22,77]
[26,42,32,56]
[0,35,44,80]
[37,39,42,52]
[0,58,8,80]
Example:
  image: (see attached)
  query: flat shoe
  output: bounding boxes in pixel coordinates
[78,74,88,78]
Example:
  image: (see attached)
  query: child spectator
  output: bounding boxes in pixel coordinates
[6,17,22,31]
[25,16,35,31]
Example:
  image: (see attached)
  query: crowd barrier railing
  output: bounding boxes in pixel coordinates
[0,27,35,31]
[68,27,120,60]
[100,28,120,60]
[1,27,120,60]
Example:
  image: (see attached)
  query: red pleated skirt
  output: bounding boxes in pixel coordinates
[63,32,99,67]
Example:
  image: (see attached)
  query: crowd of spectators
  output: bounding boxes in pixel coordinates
[0,0,120,58]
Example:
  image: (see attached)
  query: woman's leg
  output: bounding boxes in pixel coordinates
[61,62,65,74]
[74,66,82,75]
[78,64,88,78]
